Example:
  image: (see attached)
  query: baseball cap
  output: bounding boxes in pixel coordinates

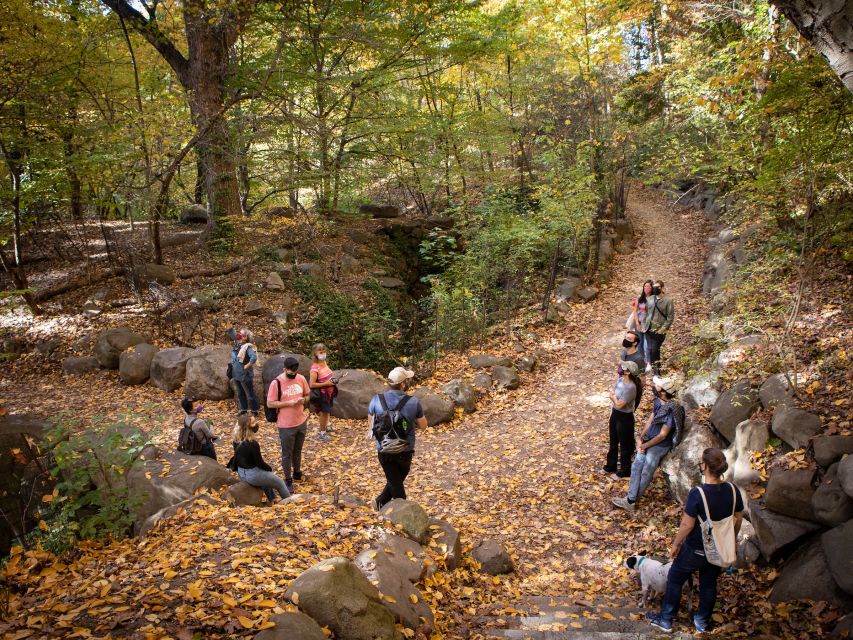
[653,376,677,395]
[387,367,415,384]
[620,360,639,376]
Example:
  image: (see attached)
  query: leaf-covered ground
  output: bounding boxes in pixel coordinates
[2,187,843,638]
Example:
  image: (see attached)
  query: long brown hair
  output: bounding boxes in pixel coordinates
[232,413,254,444]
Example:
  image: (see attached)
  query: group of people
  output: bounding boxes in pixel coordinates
[602,280,745,633]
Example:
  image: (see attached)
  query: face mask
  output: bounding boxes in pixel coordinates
[622,339,634,348]
[286,371,297,379]
[317,354,327,361]
[617,366,624,376]
[195,403,204,414]
[652,287,661,296]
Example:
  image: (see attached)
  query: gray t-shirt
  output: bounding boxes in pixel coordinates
[621,348,646,373]
[613,378,637,413]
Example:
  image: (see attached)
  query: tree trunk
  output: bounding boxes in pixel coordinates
[772,0,853,93]
[194,151,206,205]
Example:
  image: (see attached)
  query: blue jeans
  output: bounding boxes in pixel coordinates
[627,443,670,502]
[238,466,291,502]
[233,377,259,413]
[659,542,721,625]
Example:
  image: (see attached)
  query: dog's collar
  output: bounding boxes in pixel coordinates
[636,556,646,569]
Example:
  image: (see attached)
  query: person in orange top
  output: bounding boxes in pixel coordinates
[309,343,337,442]
[266,356,310,492]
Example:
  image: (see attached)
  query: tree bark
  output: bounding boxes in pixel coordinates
[772,0,853,93]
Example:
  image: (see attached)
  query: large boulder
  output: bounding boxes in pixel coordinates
[374,533,432,583]
[681,372,721,410]
[555,277,582,302]
[468,354,513,369]
[380,499,429,544]
[734,520,761,569]
[577,286,599,302]
[413,388,454,426]
[284,557,399,640]
[702,246,730,294]
[822,520,853,596]
[94,327,149,369]
[723,420,768,487]
[149,347,195,392]
[813,463,853,528]
[354,548,434,632]
[428,518,462,570]
[771,407,823,450]
[224,481,266,507]
[759,374,796,410]
[265,272,285,291]
[179,204,208,224]
[516,354,537,373]
[360,203,400,219]
[662,423,726,504]
[710,380,760,443]
[749,499,822,561]
[126,446,235,534]
[61,355,101,375]
[839,455,853,498]
[814,436,853,469]
[471,373,492,390]
[119,343,158,386]
[330,369,387,420]
[184,346,233,400]
[442,379,476,413]
[770,538,853,609]
[472,540,514,575]
[492,365,520,390]
[143,263,176,285]
[254,612,327,640]
[765,467,817,522]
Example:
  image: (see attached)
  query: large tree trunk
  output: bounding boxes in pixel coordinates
[773,0,853,93]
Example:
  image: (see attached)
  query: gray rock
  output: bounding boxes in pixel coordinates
[330,369,386,420]
[765,467,817,522]
[813,463,853,528]
[554,300,570,313]
[224,481,267,506]
[339,254,360,272]
[296,263,324,280]
[718,228,737,244]
[492,365,520,390]
[516,354,537,373]
[577,287,598,302]
[184,345,233,400]
[772,407,823,450]
[468,354,513,369]
[180,204,208,224]
[413,388,454,426]
[149,347,195,392]
[378,277,405,289]
[284,557,399,640]
[424,215,454,229]
[266,272,285,291]
[94,327,149,369]
[254,612,327,640]
[471,373,493,390]
[138,493,218,537]
[276,248,295,262]
[734,520,760,569]
[702,246,730,294]
[682,371,721,410]
[839,455,853,499]
[823,519,853,595]
[710,380,760,442]
[354,548,434,632]
[717,335,763,368]
[814,436,853,469]
[374,533,431,583]
[381,499,430,543]
[143,263,176,285]
[191,291,220,311]
[555,277,582,302]
[598,238,613,263]
[831,613,853,639]
[748,499,823,560]
[442,379,476,413]
[360,203,400,219]
[245,300,268,316]
[61,355,101,375]
[662,423,726,504]
[723,420,768,487]
[770,538,853,609]
[119,343,159,385]
[273,310,289,326]
[428,518,462,570]
[759,374,796,410]
[81,300,102,318]
[472,540,514,575]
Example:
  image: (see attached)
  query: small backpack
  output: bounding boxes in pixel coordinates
[671,401,686,446]
[264,379,281,423]
[372,394,413,454]
[177,417,204,454]
[697,483,739,567]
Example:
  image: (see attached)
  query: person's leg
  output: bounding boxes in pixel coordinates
[241,379,260,415]
[646,332,662,373]
[695,559,722,626]
[233,378,248,413]
[605,410,619,472]
[617,412,636,476]
[377,453,395,508]
[634,445,670,501]
[318,411,329,433]
[391,451,413,500]
[659,546,701,623]
[627,451,647,502]
[292,421,307,479]
[245,468,291,499]
[279,428,296,481]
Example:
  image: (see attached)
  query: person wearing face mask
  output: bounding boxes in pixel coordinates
[230,413,290,504]
[309,343,337,442]
[601,360,639,480]
[620,330,646,409]
[266,356,310,493]
[180,397,218,460]
[642,281,675,375]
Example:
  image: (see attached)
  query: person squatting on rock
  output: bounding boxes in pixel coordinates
[630,279,654,373]
[602,360,640,479]
[642,281,675,375]
[647,448,744,634]
[230,328,259,416]
[309,343,337,442]
[230,414,291,504]
[621,329,646,407]
[267,356,310,494]
[612,376,678,512]
[180,397,218,460]
[367,367,428,511]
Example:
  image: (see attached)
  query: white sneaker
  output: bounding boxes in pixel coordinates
[612,497,636,512]
[645,364,652,374]
[317,431,331,442]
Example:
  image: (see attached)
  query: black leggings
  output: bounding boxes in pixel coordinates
[377,451,414,509]
[606,409,635,475]
[646,331,666,373]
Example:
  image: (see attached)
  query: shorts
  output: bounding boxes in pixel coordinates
[311,397,334,414]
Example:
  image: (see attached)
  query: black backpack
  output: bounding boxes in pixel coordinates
[264,379,281,423]
[372,394,412,453]
[177,417,204,454]
[671,401,686,446]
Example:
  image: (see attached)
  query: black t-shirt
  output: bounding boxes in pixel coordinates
[233,440,271,472]
[684,482,744,549]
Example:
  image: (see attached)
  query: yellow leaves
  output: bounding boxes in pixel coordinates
[317,564,336,572]
[409,593,419,604]
[222,594,237,607]
[600,611,615,620]
[237,615,255,629]
[570,621,583,629]
[256,620,276,630]
[257,599,278,607]
[163,570,177,580]
[400,627,415,638]
[231,558,247,569]
[291,592,300,605]
[384,595,397,604]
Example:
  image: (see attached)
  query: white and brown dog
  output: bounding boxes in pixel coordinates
[624,553,693,611]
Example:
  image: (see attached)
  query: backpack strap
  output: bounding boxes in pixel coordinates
[394,394,413,412]
[729,482,737,517]
[696,485,712,525]
[378,393,389,412]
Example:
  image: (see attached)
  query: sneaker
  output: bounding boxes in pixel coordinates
[293,471,303,481]
[317,431,331,442]
[645,364,652,374]
[285,479,294,494]
[609,473,622,482]
[325,424,334,433]
[692,616,708,633]
[600,467,616,475]
[370,497,380,512]
[646,614,672,633]
[612,497,636,512]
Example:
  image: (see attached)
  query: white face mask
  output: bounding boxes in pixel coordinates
[318,354,326,361]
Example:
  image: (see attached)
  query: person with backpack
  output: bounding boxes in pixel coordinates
[367,367,428,511]
[648,448,744,633]
[231,328,259,416]
[178,397,218,460]
[230,413,290,504]
[309,343,336,442]
[601,359,640,479]
[642,281,675,375]
[612,376,679,512]
[266,356,310,493]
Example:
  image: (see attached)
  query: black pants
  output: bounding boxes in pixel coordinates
[605,409,635,475]
[646,331,666,374]
[377,451,414,509]
[198,441,217,461]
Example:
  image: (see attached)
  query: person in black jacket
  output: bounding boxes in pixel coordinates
[231,415,290,503]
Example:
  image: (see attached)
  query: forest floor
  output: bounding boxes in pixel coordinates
[2,187,836,639]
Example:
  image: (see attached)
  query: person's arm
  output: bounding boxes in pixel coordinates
[252,441,272,471]
[611,392,629,410]
[670,511,697,559]
[266,380,292,408]
[415,416,428,430]
[641,424,670,451]
[244,346,257,368]
[636,413,654,446]
[192,418,214,439]
[310,368,336,389]
[661,299,675,332]
[734,511,744,537]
